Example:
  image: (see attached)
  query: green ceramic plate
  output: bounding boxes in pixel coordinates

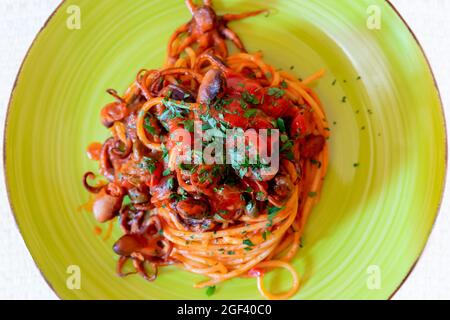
[4,0,447,300]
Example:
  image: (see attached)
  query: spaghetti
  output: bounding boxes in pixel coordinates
[83,0,329,300]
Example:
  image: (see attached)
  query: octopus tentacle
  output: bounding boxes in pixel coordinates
[160,68,204,83]
[82,172,107,194]
[195,51,228,72]
[99,138,115,182]
[117,257,137,277]
[220,27,246,52]
[212,31,228,57]
[167,22,190,59]
[185,0,197,15]
[222,9,268,23]
[174,34,197,58]
[106,88,126,104]
[167,4,266,66]
[133,259,158,282]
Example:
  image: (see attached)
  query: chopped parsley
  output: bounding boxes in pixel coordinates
[160,99,190,120]
[242,91,259,105]
[280,134,289,143]
[211,98,232,111]
[200,112,230,132]
[169,189,188,201]
[245,201,256,215]
[237,167,248,178]
[214,212,228,222]
[276,118,286,133]
[268,205,283,217]
[239,99,248,109]
[243,239,255,247]
[181,119,195,133]
[284,151,295,161]
[161,143,169,162]
[280,140,294,153]
[206,286,216,297]
[144,117,157,135]
[308,191,317,197]
[138,157,157,174]
[267,206,284,226]
[267,87,285,99]
[244,109,258,118]
[165,177,175,190]
[256,191,266,201]
[198,169,213,184]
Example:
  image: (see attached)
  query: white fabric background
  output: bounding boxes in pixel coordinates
[0,0,449,300]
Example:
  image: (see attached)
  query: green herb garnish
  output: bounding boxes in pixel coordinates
[206,286,216,297]
[267,206,284,226]
[160,99,190,120]
[138,157,157,174]
[166,177,175,190]
[276,118,286,133]
[244,109,258,118]
[243,239,255,247]
[267,87,285,99]
[280,140,294,152]
[242,91,259,105]
[161,144,169,162]
[144,117,157,135]
[182,119,195,132]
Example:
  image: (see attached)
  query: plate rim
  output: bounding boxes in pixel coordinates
[3,0,448,300]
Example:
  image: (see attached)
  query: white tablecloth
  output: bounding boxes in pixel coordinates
[0,0,449,300]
